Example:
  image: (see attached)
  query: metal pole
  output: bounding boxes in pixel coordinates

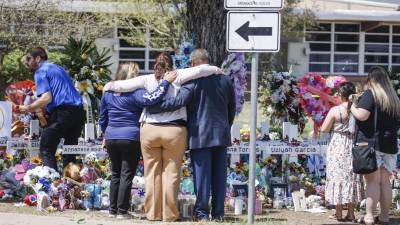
[248,52,259,225]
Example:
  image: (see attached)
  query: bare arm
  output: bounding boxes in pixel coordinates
[103,74,148,93]
[19,92,52,113]
[320,108,336,133]
[350,104,371,121]
[174,64,222,85]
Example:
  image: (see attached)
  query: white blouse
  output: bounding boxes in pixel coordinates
[103,64,221,123]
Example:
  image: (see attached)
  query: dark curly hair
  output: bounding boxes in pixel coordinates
[154,52,173,79]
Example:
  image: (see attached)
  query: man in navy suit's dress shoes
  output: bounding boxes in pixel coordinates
[147,49,236,221]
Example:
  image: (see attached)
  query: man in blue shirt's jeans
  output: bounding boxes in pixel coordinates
[19,47,85,170]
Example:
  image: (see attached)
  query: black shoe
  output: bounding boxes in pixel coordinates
[193,214,209,222]
[211,216,224,222]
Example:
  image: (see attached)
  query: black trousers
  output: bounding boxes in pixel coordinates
[106,139,141,215]
[40,105,85,170]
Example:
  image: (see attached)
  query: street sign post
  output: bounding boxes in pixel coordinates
[225,3,282,225]
[225,0,284,10]
[227,11,280,52]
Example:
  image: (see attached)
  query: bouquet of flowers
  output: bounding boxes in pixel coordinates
[5,80,47,136]
[23,166,60,194]
[61,37,111,123]
[173,37,195,69]
[325,76,347,96]
[259,71,306,132]
[221,53,247,115]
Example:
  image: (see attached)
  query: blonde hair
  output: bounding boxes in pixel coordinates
[113,62,139,81]
[367,66,400,119]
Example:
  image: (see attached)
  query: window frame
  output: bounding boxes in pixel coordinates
[306,22,400,76]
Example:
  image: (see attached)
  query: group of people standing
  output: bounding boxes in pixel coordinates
[322,66,400,225]
[99,49,236,221]
[19,47,236,221]
[18,46,400,224]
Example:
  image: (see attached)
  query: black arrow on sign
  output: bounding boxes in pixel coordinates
[235,21,272,42]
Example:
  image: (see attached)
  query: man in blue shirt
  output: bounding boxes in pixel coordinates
[19,47,85,170]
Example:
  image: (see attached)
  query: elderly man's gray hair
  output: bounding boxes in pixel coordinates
[190,48,210,62]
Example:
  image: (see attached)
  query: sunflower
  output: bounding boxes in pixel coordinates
[5,153,13,161]
[31,156,43,165]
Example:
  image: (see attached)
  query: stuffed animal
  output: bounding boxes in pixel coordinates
[63,163,82,183]
[80,153,102,210]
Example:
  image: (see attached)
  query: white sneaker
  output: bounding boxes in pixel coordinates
[108,213,117,218]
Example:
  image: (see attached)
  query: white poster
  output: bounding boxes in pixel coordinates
[0,101,12,138]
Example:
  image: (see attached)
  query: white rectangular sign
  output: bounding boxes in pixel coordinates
[227,11,281,52]
[225,0,284,10]
[0,102,12,138]
[63,145,105,155]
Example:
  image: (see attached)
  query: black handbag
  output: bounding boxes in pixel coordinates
[352,106,378,174]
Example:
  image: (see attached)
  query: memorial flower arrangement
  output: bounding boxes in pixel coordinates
[61,37,112,122]
[298,73,346,128]
[298,73,330,127]
[23,166,60,194]
[173,37,195,69]
[221,53,247,115]
[259,71,306,132]
[325,76,347,95]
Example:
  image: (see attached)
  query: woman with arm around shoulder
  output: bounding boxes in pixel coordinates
[98,62,176,219]
[321,82,363,222]
[350,66,400,225]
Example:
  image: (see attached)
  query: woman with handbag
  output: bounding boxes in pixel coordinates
[351,66,400,225]
[321,82,363,222]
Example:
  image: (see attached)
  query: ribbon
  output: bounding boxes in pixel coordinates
[82,93,93,124]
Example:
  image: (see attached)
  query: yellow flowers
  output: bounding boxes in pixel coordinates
[97,84,103,91]
[31,156,43,165]
[80,53,88,61]
[5,153,13,161]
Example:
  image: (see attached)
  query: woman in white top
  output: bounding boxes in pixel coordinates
[103,52,221,221]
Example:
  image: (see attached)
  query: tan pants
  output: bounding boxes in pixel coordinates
[140,124,187,221]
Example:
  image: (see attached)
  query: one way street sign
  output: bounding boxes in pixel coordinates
[227,11,280,52]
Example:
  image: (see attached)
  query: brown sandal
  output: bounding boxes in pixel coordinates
[344,215,357,223]
[329,214,345,222]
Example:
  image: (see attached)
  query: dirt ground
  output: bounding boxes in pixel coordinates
[0,202,399,225]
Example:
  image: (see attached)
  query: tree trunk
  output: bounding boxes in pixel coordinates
[186,0,226,66]
[0,51,6,100]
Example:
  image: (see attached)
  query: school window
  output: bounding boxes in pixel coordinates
[117,28,173,73]
[306,23,400,75]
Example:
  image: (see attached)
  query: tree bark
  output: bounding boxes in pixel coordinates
[0,50,6,100]
[186,0,226,66]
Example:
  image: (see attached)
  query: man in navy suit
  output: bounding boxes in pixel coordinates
[147,48,236,221]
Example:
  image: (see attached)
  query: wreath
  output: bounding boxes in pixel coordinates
[298,73,346,128]
[259,71,306,132]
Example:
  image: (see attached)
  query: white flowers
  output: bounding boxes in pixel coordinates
[23,166,60,194]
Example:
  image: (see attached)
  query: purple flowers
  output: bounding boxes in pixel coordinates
[221,53,247,115]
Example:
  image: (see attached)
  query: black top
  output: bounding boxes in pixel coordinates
[356,89,399,154]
